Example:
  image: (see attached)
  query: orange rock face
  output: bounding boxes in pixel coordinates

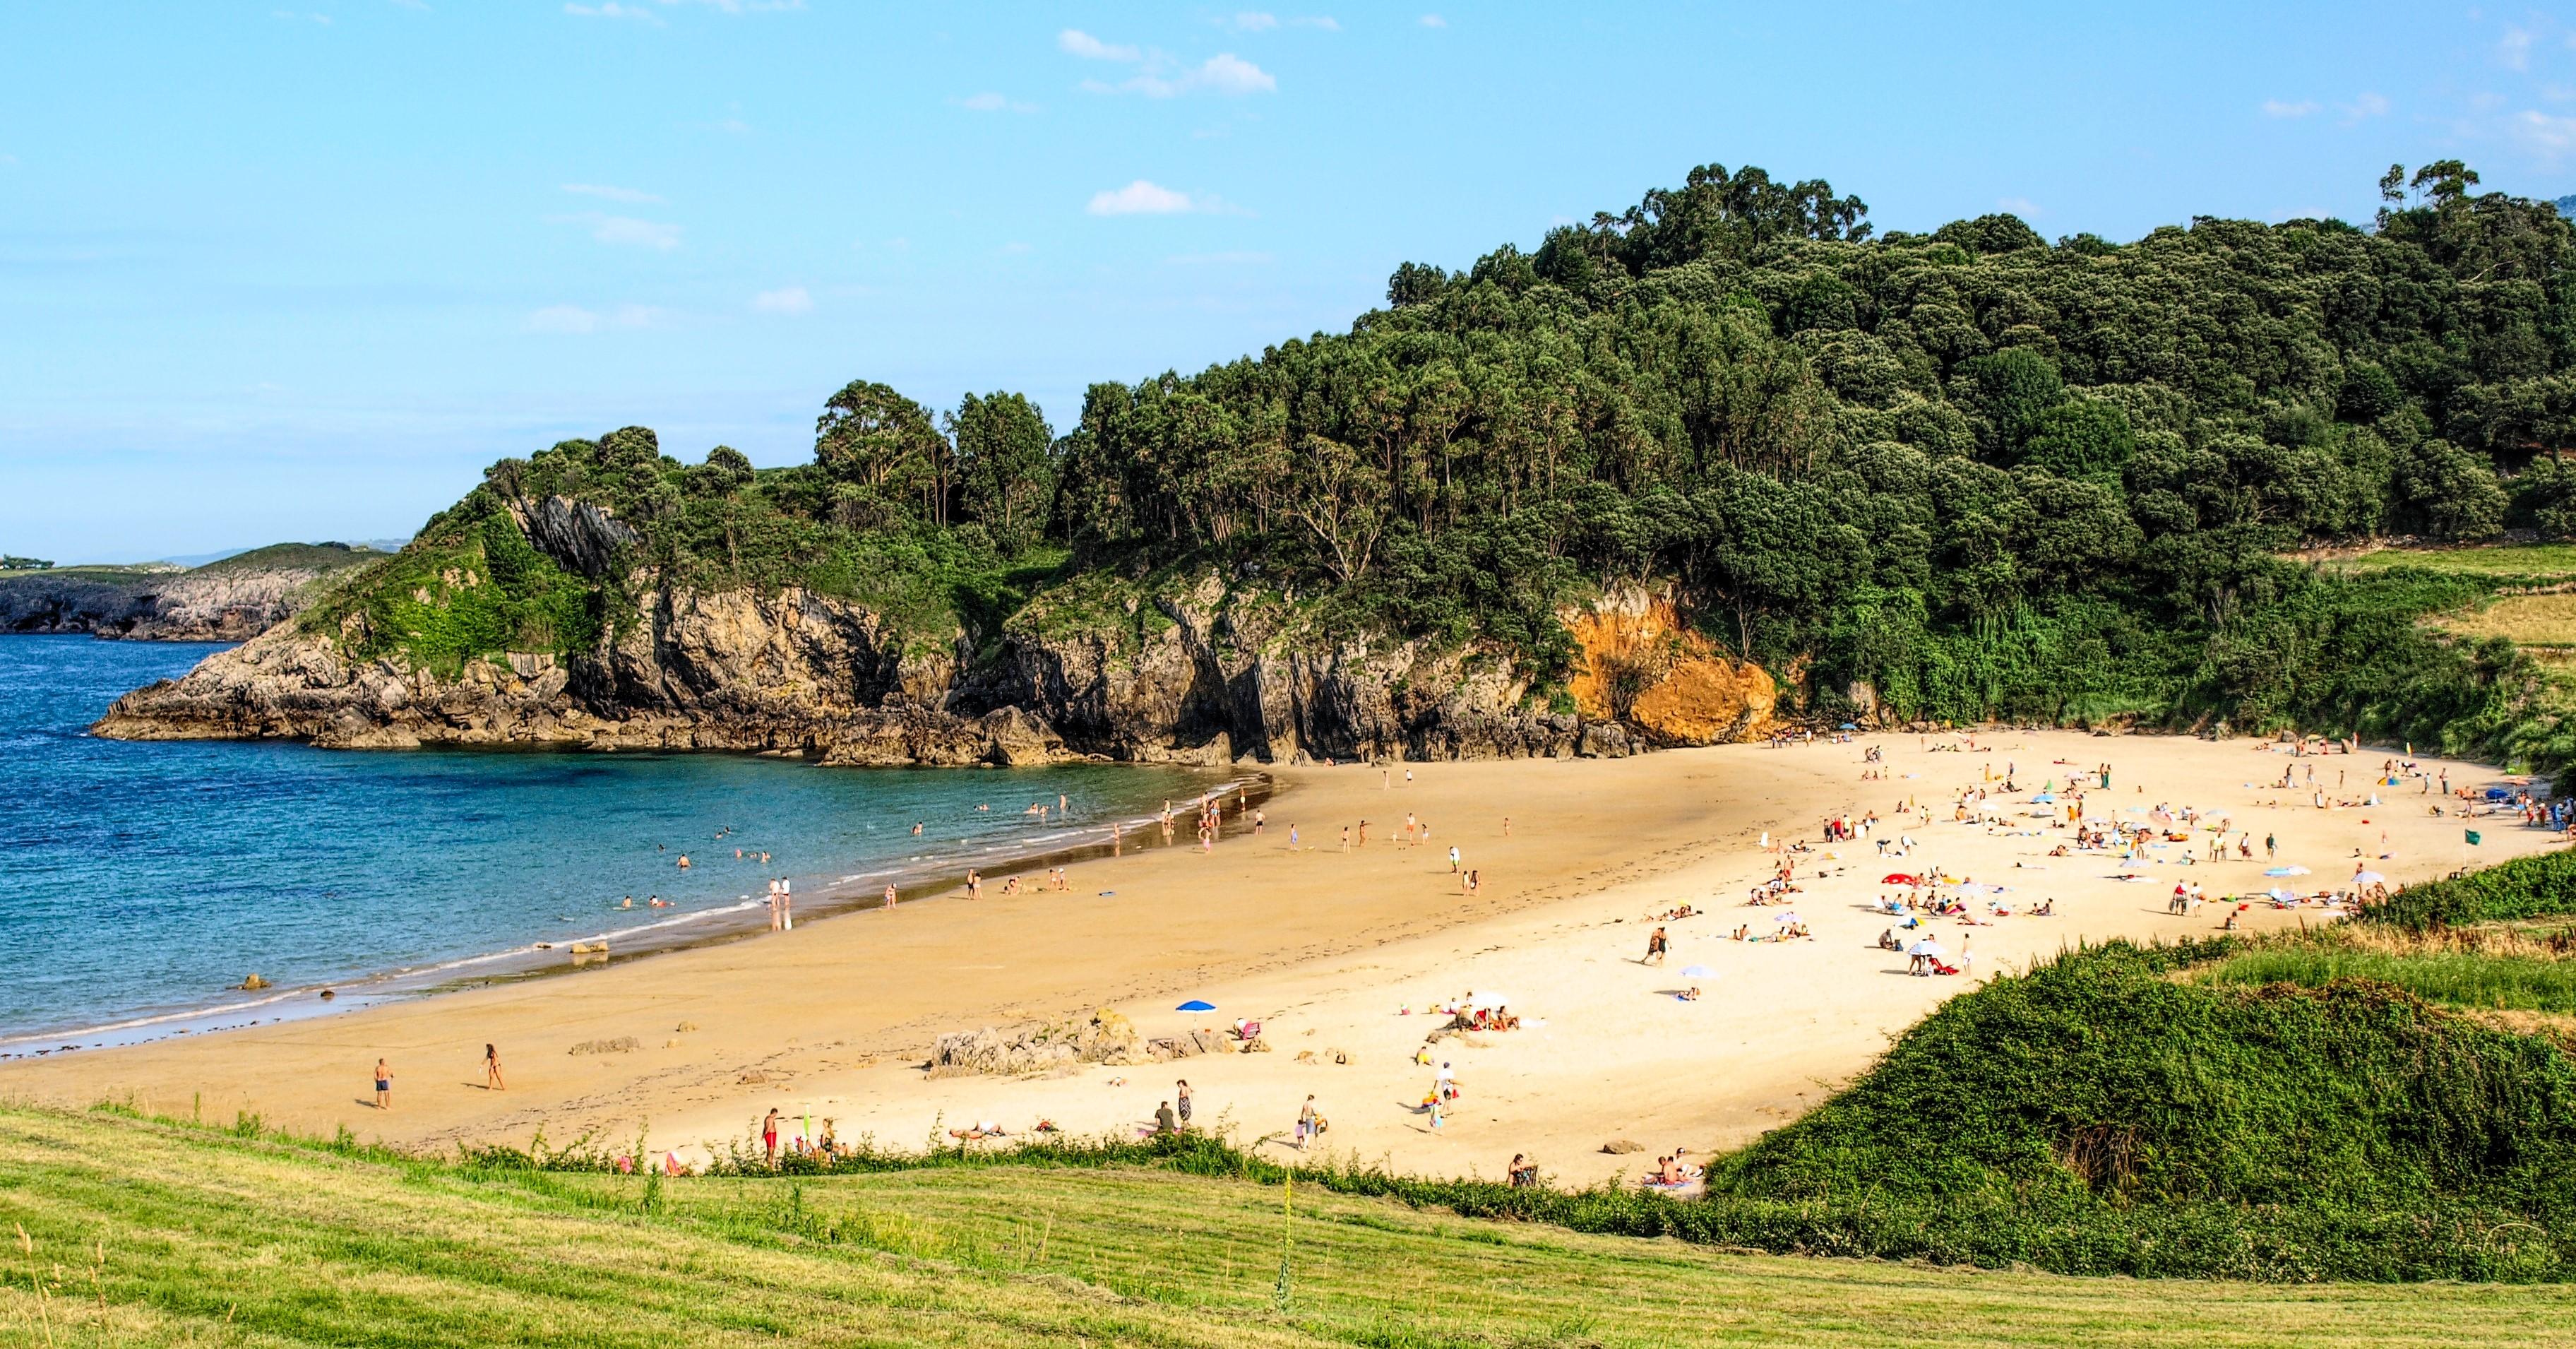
[1565,591,1777,747]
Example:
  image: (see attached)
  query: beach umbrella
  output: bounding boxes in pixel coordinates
[1773,910,1800,925]
[1839,723,1858,731]
[2352,870,2387,886]
[1906,938,1945,958]
[2032,793,2056,804]
[1882,872,1918,886]
[2263,865,2310,877]
[1176,999,1216,1013]
[1681,965,1713,977]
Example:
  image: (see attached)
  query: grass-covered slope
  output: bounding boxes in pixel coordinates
[1704,937,2576,1280]
[8,1103,2576,1348]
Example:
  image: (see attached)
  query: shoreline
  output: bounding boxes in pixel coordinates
[0,766,1272,1057]
[6,730,2561,1191]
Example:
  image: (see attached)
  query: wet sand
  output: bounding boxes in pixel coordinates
[5,731,2557,1188]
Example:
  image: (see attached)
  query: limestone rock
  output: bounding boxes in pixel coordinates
[929,1009,1139,1078]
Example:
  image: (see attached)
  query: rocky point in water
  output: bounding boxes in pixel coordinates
[0,543,382,642]
[90,432,1777,766]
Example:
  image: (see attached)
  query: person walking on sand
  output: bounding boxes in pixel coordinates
[1448,845,1462,873]
[883,884,898,910]
[374,1057,393,1111]
[1176,1079,1193,1128]
[1645,927,1669,965]
[763,1107,782,1164]
[1296,1095,1319,1150]
[484,1042,504,1092]
[780,877,792,930]
[2265,832,2277,861]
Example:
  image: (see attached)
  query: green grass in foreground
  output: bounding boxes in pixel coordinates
[5,1105,2575,1348]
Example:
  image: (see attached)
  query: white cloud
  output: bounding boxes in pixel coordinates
[1092,52,1277,98]
[2503,25,2536,71]
[2514,108,2576,157]
[1059,28,1141,61]
[1191,53,1275,94]
[527,304,660,333]
[1997,197,2041,218]
[549,212,683,249]
[958,91,1038,113]
[1419,13,1446,27]
[2339,91,2390,123]
[562,182,664,203]
[565,1,664,22]
[1087,179,1198,215]
[751,285,813,314]
[2260,99,2318,119]
[1231,11,1332,29]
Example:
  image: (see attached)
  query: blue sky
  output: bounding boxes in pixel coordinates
[6,2,2576,562]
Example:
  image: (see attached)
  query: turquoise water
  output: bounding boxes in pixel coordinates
[0,636,1227,1042]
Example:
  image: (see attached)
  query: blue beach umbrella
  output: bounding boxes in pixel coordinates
[1176,999,1216,1013]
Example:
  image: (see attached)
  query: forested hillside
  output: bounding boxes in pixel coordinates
[1042,159,2576,736]
[110,160,2576,765]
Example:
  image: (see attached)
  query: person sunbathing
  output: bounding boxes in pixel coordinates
[1678,987,1703,1001]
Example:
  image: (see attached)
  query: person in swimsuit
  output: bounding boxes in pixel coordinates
[883,884,898,910]
[1176,1079,1193,1127]
[484,1043,503,1091]
[763,1107,782,1164]
[1645,927,1669,965]
[374,1057,393,1111]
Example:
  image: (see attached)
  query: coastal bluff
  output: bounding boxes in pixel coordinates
[0,543,379,642]
[90,509,1774,766]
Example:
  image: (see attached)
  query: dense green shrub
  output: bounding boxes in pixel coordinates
[2361,848,2576,932]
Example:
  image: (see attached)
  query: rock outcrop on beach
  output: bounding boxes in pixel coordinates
[1564,587,1778,747]
[929,1009,1143,1076]
[92,487,1775,764]
[0,544,381,641]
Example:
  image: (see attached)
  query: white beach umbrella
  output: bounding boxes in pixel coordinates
[1906,938,1946,958]
[2351,869,2387,886]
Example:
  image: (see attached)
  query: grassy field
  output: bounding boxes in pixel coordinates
[2200,943,2576,1014]
[7,1104,2575,1348]
[2430,593,2576,648]
[2326,542,2576,583]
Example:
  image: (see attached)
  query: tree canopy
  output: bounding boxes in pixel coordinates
[410,160,2576,750]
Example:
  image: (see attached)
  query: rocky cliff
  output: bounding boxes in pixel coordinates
[94,504,1778,765]
[0,545,381,641]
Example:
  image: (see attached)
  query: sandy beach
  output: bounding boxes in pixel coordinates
[6,730,2558,1188]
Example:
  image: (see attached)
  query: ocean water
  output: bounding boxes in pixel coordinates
[0,636,1227,1042]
